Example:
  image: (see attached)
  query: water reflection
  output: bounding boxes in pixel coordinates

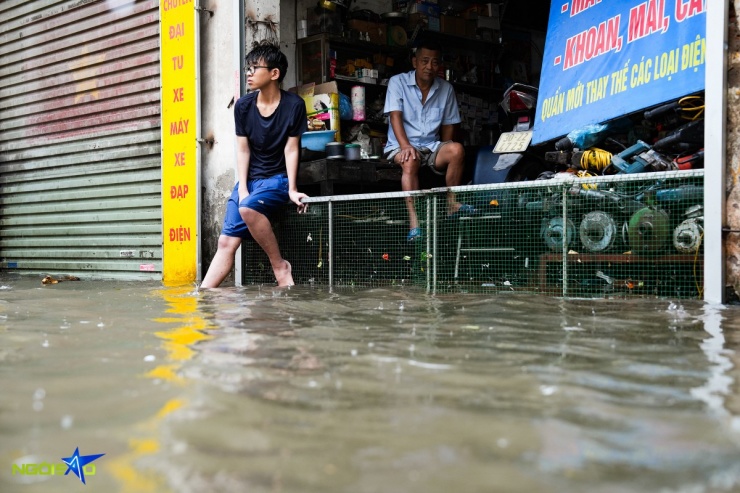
[170,287,740,493]
[108,285,214,492]
[0,277,739,492]
[691,305,734,417]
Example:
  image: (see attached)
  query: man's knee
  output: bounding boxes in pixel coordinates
[398,157,421,174]
[432,143,462,172]
[448,142,465,162]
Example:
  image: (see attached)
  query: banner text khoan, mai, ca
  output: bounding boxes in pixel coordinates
[533,0,705,144]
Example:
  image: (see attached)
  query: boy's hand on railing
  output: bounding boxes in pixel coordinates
[290,190,309,213]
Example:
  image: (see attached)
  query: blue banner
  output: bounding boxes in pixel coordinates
[532,0,706,145]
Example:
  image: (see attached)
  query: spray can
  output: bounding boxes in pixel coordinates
[351,85,365,121]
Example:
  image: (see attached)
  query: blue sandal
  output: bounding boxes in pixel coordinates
[407,227,422,242]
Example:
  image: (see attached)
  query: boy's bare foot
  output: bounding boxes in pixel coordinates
[274,260,294,287]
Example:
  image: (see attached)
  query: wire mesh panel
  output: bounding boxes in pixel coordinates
[243,192,432,289]
[242,170,704,298]
[443,181,562,294]
[330,194,421,287]
[541,170,704,298]
[278,202,333,286]
[239,203,327,286]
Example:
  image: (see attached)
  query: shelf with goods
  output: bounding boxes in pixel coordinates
[294,23,509,146]
[400,0,545,145]
[446,59,506,147]
[296,33,409,87]
[296,33,410,146]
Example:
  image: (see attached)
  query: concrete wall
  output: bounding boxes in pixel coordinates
[198,0,287,283]
[280,2,298,89]
[198,0,241,282]
[728,2,740,298]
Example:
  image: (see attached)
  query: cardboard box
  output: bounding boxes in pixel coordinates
[347,19,386,45]
[407,13,440,32]
[292,81,341,139]
[463,3,491,17]
[440,15,465,36]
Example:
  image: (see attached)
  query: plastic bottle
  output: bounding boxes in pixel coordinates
[351,85,365,121]
[555,117,632,150]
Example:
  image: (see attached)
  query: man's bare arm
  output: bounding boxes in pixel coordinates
[389,111,419,162]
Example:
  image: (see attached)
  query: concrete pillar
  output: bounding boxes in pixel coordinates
[280,2,298,89]
[244,1,280,53]
[197,0,242,283]
[243,1,297,89]
[704,0,729,303]
[727,2,740,299]
[197,0,296,283]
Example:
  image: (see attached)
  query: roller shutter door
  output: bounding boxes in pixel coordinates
[0,0,162,280]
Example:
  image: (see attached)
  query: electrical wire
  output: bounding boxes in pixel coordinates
[575,169,599,190]
[580,148,612,173]
[694,231,704,298]
[678,95,704,121]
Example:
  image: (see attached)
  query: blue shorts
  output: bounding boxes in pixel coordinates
[220,174,289,238]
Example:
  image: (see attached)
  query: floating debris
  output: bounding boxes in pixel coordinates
[41,275,80,285]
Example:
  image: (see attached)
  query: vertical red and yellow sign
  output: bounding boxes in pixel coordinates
[160,0,199,283]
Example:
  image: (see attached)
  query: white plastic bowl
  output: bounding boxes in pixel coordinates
[302,130,337,151]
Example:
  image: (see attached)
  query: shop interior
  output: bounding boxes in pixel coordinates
[291,0,550,192]
[239,1,709,296]
[291,0,705,198]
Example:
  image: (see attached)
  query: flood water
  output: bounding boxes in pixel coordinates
[1,275,740,493]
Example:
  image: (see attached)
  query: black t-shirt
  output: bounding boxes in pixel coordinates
[234,90,307,180]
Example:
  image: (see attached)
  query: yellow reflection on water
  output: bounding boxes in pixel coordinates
[107,286,213,492]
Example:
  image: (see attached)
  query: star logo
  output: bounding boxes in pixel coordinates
[61,447,105,485]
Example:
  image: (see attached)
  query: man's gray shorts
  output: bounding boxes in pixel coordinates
[384,141,455,176]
